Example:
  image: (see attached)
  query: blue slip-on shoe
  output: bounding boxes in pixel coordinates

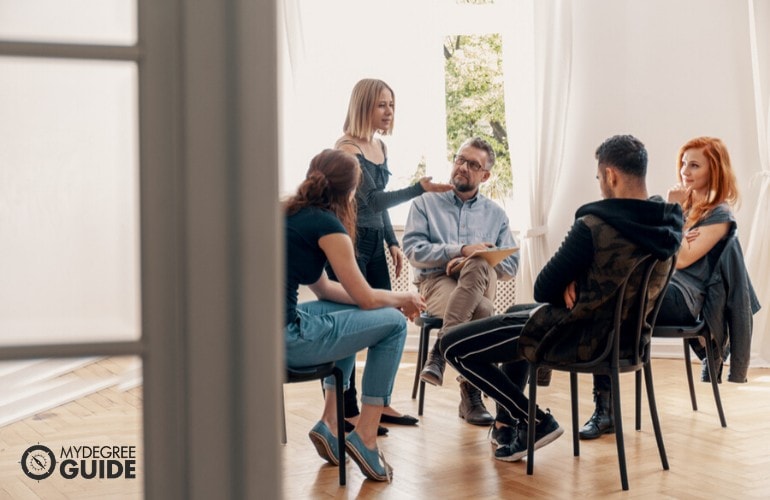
[345,431,393,482]
[308,420,339,465]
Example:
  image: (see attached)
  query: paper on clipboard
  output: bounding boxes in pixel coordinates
[450,247,519,273]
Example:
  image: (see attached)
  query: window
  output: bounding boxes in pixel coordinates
[444,33,512,201]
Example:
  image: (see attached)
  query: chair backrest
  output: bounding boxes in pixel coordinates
[560,255,676,370]
[594,254,676,371]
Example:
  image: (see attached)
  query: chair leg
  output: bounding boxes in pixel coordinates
[683,339,698,411]
[570,372,579,457]
[411,324,427,399]
[643,362,669,471]
[610,370,629,491]
[333,367,346,486]
[634,370,642,431]
[703,337,727,427]
[526,364,538,475]
[281,386,287,444]
[418,379,427,416]
[417,326,432,416]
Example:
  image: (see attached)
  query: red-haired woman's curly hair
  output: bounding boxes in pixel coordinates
[676,137,739,229]
[285,149,361,241]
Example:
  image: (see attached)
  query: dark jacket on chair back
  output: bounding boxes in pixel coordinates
[703,228,761,383]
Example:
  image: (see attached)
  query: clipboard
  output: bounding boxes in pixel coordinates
[449,247,518,273]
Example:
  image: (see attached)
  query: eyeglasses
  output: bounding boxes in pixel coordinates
[453,155,485,172]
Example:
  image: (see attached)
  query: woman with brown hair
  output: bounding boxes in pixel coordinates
[284,148,424,482]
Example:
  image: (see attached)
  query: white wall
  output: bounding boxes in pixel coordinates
[549,0,761,254]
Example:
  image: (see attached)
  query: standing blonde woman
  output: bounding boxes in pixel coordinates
[327,78,451,430]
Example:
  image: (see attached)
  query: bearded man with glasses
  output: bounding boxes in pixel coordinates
[403,137,519,425]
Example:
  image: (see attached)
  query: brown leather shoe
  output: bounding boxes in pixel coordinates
[458,378,494,426]
[420,345,446,386]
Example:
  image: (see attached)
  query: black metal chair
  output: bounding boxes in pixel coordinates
[525,254,675,491]
[634,318,726,428]
[410,284,518,416]
[282,362,346,486]
[632,231,744,430]
[411,313,443,416]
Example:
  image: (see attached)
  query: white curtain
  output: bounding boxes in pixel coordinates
[515,0,573,303]
[745,0,770,367]
[279,0,304,91]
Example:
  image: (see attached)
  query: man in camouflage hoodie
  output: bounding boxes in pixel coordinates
[441,134,683,461]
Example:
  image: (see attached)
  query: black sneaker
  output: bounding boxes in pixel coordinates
[495,411,564,462]
[494,430,527,462]
[489,422,516,449]
[531,412,565,449]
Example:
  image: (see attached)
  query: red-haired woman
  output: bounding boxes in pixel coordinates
[285,149,425,481]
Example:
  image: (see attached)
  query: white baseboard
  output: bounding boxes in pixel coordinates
[405,330,691,360]
[650,338,689,359]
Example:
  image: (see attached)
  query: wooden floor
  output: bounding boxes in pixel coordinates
[2,354,769,499]
[0,357,143,500]
[283,352,770,499]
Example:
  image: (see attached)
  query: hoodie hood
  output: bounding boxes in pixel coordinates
[575,196,683,260]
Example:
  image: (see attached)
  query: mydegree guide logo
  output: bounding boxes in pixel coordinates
[20,443,138,481]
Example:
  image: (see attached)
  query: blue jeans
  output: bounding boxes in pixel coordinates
[285,300,407,406]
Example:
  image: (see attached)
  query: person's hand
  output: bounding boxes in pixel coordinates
[684,227,700,247]
[419,176,453,193]
[563,281,577,310]
[446,257,464,275]
[389,245,404,278]
[667,183,690,205]
[400,292,426,321]
[460,242,494,257]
